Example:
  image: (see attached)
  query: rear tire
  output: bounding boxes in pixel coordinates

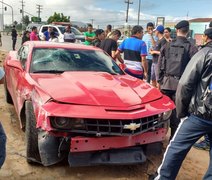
[25,101,41,164]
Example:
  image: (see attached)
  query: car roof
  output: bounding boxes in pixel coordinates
[24,41,101,51]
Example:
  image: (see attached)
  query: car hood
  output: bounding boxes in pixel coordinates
[31,72,162,107]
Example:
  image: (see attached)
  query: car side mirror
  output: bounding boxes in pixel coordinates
[7,60,23,71]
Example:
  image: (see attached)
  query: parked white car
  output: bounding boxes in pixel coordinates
[39,25,85,43]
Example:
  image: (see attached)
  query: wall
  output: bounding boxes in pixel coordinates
[190,22,210,37]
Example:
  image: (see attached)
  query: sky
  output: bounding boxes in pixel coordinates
[1,0,212,28]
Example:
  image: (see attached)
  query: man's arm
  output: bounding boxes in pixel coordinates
[84,32,96,42]
[176,52,204,118]
[141,55,147,78]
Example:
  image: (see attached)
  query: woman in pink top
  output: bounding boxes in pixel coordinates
[30,26,39,41]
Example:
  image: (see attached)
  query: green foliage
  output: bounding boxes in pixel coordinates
[47,12,70,24]
[22,15,30,26]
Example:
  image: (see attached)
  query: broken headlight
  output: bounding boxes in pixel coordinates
[50,117,85,130]
[159,110,172,121]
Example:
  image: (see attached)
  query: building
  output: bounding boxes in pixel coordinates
[189,18,212,45]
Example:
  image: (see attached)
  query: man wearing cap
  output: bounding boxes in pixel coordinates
[157,20,198,140]
[149,25,167,87]
[142,22,157,83]
[152,27,212,180]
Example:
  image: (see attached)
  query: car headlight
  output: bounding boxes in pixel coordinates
[50,117,85,130]
[159,110,172,121]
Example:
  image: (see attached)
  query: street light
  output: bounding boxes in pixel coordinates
[0,1,14,25]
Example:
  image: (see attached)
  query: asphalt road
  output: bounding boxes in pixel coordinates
[0,35,22,52]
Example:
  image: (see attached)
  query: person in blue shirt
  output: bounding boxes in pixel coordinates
[43,27,53,41]
[116,25,147,80]
[142,22,157,83]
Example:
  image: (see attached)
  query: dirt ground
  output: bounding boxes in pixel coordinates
[0,51,209,180]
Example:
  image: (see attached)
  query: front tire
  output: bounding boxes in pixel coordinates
[4,79,13,104]
[25,101,41,163]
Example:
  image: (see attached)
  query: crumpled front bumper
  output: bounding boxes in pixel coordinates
[70,128,167,153]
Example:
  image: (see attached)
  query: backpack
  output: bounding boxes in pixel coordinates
[164,39,191,78]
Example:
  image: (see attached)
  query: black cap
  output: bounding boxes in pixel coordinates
[204,28,212,39]
[209,21,212,28]
[175,20,189,29]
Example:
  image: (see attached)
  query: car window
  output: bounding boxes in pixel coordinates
[71,27,82,35]
[19,46,29,69]
[53,27,59,34]
[30,48,124,75]
[42,27,48,33]
[58,27,65,34]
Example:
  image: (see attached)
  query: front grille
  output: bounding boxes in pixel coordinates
[70,115,161,136]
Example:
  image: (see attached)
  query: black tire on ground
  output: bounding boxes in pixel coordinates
[25,101,41,164]
[4,79,13,104]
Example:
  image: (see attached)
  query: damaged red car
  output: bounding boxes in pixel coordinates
[4,41,175,166]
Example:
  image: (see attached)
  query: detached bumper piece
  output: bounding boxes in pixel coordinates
[68,146,146,167]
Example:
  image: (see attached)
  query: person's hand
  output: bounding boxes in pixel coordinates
[143,72,147,80]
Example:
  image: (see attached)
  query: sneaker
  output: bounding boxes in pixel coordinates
[193,139,210,151]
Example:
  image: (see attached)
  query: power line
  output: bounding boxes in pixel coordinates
[125,0,133,23]
[36,4,43,18]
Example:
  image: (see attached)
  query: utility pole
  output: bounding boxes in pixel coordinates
[1,0,3,30]
[137,0,141,25]
[20,0,25,23]
[125,0,133,23]
[90,19,94,26]
[36,4,43,18]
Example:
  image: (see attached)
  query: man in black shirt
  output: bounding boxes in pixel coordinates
[11,25,18,50]
[149,25,167,87]
[99,29,123,63]
[157,20,198,140]
[92,29,105,47]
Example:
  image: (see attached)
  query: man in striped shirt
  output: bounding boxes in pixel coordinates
[116,25,147,80]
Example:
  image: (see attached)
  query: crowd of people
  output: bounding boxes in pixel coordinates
[1,20,211,179]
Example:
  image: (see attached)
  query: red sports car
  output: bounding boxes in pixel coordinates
[4,41,175,166]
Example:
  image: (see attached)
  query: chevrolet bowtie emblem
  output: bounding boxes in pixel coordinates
[124,123,141,131]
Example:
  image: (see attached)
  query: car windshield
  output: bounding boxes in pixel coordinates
[30,48,124,75]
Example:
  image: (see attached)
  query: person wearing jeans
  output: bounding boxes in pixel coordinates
[153,27,212,180]
[0,67,6,168]
[0,122,6,168]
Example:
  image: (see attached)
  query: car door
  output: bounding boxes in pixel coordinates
[12,46,30,115]
[53,27,64,42]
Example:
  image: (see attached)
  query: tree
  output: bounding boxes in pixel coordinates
[22,15,30,26]
[47,12,70,24]
[13,21,18,26]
